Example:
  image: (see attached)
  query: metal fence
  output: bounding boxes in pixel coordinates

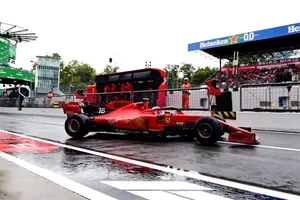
[132,87,210,110]
[0,95,76,108]
[240,82,300,112]
[0,87,211,110]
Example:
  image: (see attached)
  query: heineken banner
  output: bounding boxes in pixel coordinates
[0,36,10,64]
[0,66,34,82]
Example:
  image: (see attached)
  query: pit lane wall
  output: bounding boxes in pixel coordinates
[188,110,300,132]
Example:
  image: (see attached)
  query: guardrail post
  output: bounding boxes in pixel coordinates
[297,87,299,109]
[265,88,267,109]
[269,86,271,109]
[240,85,243,111]
[207,88,211,111]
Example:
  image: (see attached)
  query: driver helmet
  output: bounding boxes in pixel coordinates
[152,106,164,114]
[152,106,160,109]
[184,77,189,82]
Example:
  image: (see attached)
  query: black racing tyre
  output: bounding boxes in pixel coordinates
[213,114,226,136]
[65,114,91,139]
[213,114,226,122]
[194,116,222,145]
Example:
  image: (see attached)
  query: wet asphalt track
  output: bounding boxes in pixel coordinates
[0,113,300,196]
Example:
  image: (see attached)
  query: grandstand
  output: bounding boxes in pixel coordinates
[188,22,300,88]
[187,22,300,112]
[218,58,300,87]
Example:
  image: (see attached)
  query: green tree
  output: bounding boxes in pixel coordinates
[51,52,61,59]
[179,63,196,80]
[223,55,260,68]
[60,60,96,87]
[60,64,75,86]
[31,62,38,71]
[164,64,180,89]
[191,67,219,85]
[102,64,119,74]
[74,63,96,84]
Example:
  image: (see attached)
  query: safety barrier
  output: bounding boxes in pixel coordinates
[0,87,211,110]
[53,101,60,108]
[132,87,211,110]
[0,94,76,108]
[83,88,211,110]
[240,82,300,112]
[215,111,236,120]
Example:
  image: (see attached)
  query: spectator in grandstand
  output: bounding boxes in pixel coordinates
[217,64,300,87]
[181,77,191,109]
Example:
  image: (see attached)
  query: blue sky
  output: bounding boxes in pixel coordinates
[1,0,300,73]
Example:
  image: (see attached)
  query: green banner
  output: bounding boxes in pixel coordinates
[0,66,34,82]
[9,44,16,60]
[0,36,10,64]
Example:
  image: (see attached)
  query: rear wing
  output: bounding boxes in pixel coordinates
[62,102,82,116]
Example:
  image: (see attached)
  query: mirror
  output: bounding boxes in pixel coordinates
[75,89,85,97]
[18,86,30,98]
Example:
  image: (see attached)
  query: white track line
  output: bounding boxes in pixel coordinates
[2,130,300,200]
[254,130,300,136]
[218,141,300,152]
[0,116,62,126]
[0,150,116,200]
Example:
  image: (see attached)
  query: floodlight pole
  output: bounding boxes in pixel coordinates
[232,51,239,88]
[219,57,222,81]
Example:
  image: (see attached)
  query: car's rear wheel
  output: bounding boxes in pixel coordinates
[65,114,91,138]
[194,117,222,145]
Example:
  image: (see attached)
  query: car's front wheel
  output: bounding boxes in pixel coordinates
[65,114,91,139]
[194,117,222,145]
[213,114,226,136]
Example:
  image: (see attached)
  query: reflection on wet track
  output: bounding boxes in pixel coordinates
[0,131,290,200]
[0,114,300,199]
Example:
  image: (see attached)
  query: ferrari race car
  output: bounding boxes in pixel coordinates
[62,98,259,145]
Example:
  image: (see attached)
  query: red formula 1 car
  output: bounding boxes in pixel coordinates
[62,98,259,145]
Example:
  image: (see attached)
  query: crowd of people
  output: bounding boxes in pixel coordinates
[219,64,300,87]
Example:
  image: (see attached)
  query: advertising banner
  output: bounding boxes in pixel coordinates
[188,22,300,51]
[0,66,34,82]
[0,36,10,64]
[9,44,16,60]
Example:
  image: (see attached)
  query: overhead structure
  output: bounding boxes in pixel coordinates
[0,22,37,44]
[0,22,37,87]
[188,22,300,61]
